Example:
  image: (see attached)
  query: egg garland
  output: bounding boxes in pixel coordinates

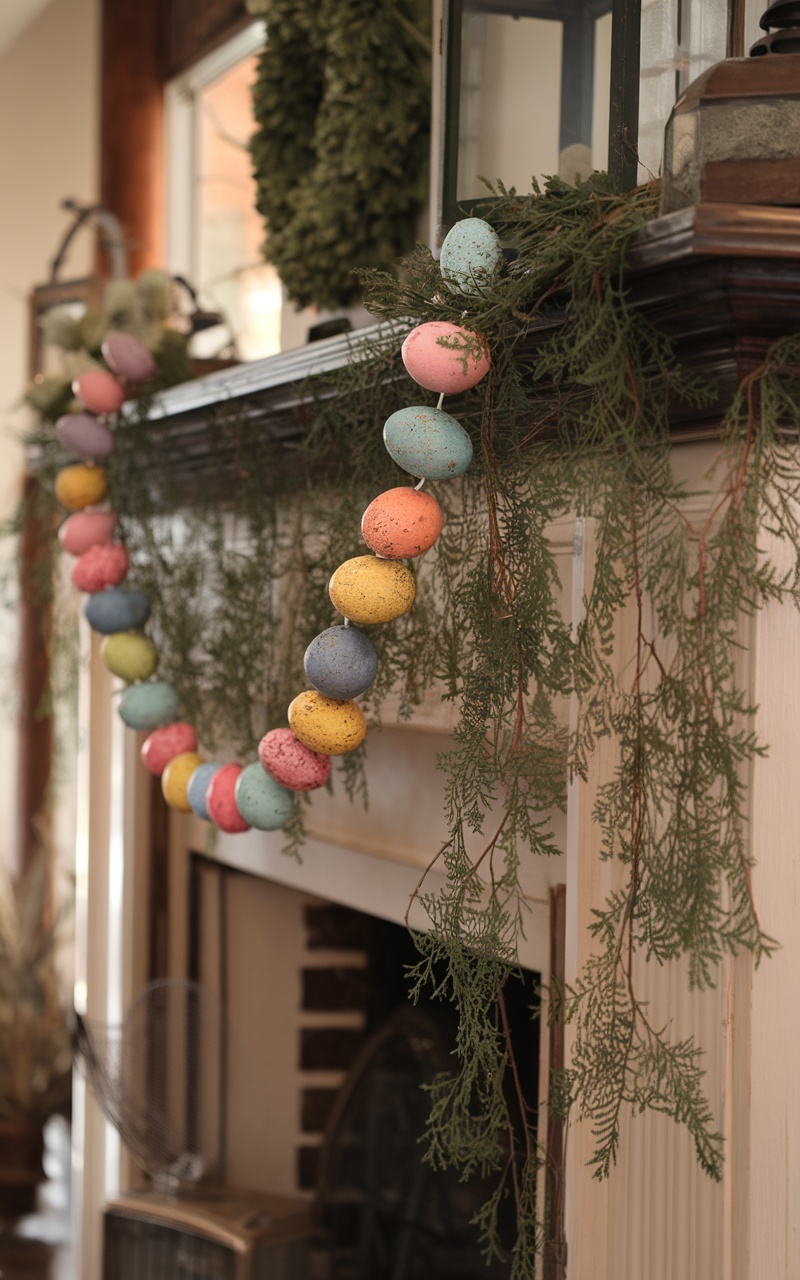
[55,223,497,836]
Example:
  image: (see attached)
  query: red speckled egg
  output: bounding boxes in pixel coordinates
[401,321,490,394]
[361,487,443,559]
[141,723,198,777]
[258,728,331,791]
[72,370,126,416]
[206,763,250,833]
[71,543,129,593]
[58,511,117,556]
[102,332,157,384]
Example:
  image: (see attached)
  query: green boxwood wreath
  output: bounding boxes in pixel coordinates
[249,0,432,312]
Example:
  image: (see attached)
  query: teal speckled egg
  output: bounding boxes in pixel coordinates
[235,763,294,831]
[118,680,180,730]
[383,406,473,480]
[440,218,503,296]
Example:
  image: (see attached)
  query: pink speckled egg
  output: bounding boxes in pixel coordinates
[141,722,198,777]
[72,370,126,416]
[58,511,117,556]
[71,543,129,593]
[206,763,250,833]
[258,728,331,792]
[401,322,490,395]
[361,487,443,559]
[102,332,157,384]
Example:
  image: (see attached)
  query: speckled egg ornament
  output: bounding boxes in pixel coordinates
[56,412,116,460]
[84,588,151,634]
[304,625,378,700]
[235,763,294,831]
[72,370,126,416]
[162,751,204,812]
[71,543,129,593]
[383,406,473,480]
[439,217,504,296]
[401,322,491,394]
[329,556,415,625]
[55,464,108,512]
[187,762,223,821]
[141,722,198,776]
[289,691,367,756]
[258,728,331,792]
[102,332,157,384]
[118,680,179,731]
[102,632,160,684]
[206,763,250,833]
[59,510,117,557]
[361,486,443,559]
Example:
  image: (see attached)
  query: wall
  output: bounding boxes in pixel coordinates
[0,0,100,872]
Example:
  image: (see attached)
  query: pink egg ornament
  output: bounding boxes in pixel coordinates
[401,321,490,395]
[58,511,117,557]
[206,763,251,833]
[258,728,331,792]
[102,332,157,384]
[71,543,129,593]
[141,723,199,777]
[361,487,443,559]
[72,370,126,417]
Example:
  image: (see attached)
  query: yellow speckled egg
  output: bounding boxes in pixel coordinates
[329,556,415,624]
[54,464,108,511]
[288,691,367,756]
[162,751,204,812]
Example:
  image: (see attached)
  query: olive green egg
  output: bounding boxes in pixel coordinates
[101,632,160,683]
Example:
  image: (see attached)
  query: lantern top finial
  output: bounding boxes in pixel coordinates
[752,1,800,52]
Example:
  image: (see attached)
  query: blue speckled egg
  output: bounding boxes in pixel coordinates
[235,763,294,830]
[440,218,503,295]
[305,626,378,700]
[84,588,151,634]
[383,406,473,480]
[118,680,179,730]
[187,762,222,821]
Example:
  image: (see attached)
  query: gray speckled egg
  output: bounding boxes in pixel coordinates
[440,218,503,295]
[383,406,473,480]
[56,412,116,460]
[84,588,151,634]
[305,626,378,700]
[235,763,294,830]
[118,680,179,730]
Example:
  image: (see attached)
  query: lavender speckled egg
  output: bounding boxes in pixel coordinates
[72,543,129,593]
[59,511,117,556]
[206,763,250,833]
[304,626,378,701]
[383,406,473,480]
[56,412,116,460]
[187,762,222,820]
[235,763,294,831]
[440,218,503,295]
[141,722,198,776]
[118,680,179,731]
[329,556,416,625]
[258,728,331,791]
[288,691,367,756]
[102,632,159,683]
[162,751,204,812]
[54,464,108,511]
[401,322,491,394]
[102,332,157,384]
[84,588,151,634]
[72,370,126,416]
[361,487,443,559]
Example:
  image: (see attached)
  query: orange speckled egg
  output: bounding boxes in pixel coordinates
[162,751,204,812]
[401,321,490,394]
[54,464,108,511]
[361,487,443,559]
[288,691,367,756]
[329,556,415,624]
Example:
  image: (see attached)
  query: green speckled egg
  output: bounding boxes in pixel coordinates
[235,763,294,830]
[101,632,159,683]
[440,218,503,295]
[383,406,473,480]
[118,680,179,731]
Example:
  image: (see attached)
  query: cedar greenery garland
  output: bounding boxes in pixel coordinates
[249,0,432,311]
[27,174,800,1273]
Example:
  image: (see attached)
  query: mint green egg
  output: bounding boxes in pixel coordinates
[118,681,179,731]
[440,218,503,296]
[235,763,294,831]
[101,632,159,683]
